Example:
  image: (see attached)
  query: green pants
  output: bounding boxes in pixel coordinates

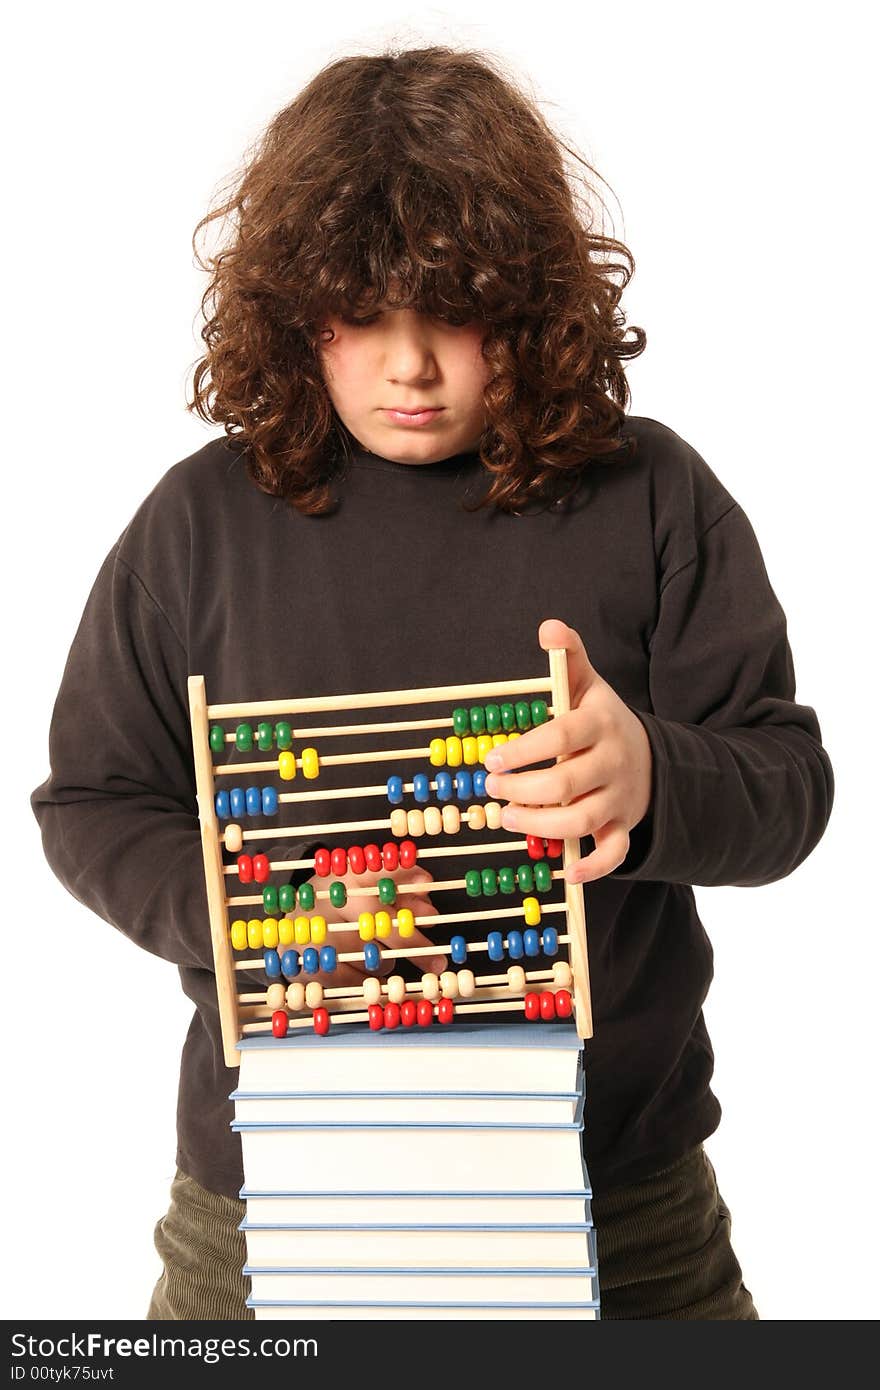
[147,1144,757,1321]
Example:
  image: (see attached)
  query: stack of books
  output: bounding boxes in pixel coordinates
[232,1018,599,1319]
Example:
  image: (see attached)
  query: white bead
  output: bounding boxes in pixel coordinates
[386,974,406,1004]
[390,808,408,837]
[506,966,526,995]
[485,801,502,830]
[457,969,476,998]
[363,977,382,1005]
[440,970,459,999]
[441,804,461,834]
[421,972,440,1001]
[305,981,324,1009]
[468,804,487,831]
[286,982,305,1011]
[552,960,573,988]
[224,823,243,853]
[266,982,286,1010]
[424,806,443,835]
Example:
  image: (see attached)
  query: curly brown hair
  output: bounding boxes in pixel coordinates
[187,44,646,514]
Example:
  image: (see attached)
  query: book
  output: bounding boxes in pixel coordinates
[245,1301,600,1320]
[240,1221,594,1268]
[230,1090,583,1125]
[238,1190,593,1225]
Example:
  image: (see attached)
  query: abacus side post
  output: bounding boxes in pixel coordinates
[188,674,242,1068]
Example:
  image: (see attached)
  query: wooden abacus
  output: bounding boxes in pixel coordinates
[188,650,593,1068]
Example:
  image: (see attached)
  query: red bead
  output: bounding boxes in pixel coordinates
[312,1007,330,1036]
[526,835,543,861]
[314,847,331,877]
[437,998,454,1025]
[540,991,557,1021]
[398,839,418,869]
[364,843,382,872]
[271,1009,288,1038]
[331,846,348,877]
[417,998,434,1027]
[555,989,573,1018]
[368,1004,384,1031]
[252,853,270,884]
[348,845,366,875]
[524,991,541,1021]
[237,854,254,884]
[384,1002,401,1030]
[400,1000,417,1028]
[545,838,564,860]
[382,841,399,871]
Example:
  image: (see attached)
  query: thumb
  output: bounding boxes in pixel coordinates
[538,618,600,705]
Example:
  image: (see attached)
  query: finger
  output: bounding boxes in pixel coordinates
[537,618,602,706]
[499,789,610,841]
[565,821,630,884]
[483,705,600,777]
[486,745,609,808]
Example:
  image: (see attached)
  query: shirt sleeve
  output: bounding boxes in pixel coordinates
[615,501,834,887]
[30,547,313,972]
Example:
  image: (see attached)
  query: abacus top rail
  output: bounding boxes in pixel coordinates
[206,676,553,720]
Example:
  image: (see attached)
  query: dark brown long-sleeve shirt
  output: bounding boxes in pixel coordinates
[30,416,834,1196]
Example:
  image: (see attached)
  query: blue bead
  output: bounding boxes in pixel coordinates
[363,941,380,971]
[413,772,430,803]
[261,785,278,815]
[455,770,473,801]
[450,935,468,965]
[541,926,559,956]
[523,928,540,957]
[214,790,230,819]
[319,945,337,973]
[507,930,524,960]
[387,775,403,805]
[302,947,319,974]
[230,787,246,818]
[246,786,261,816]
[487,930,504,962]
[280,949,300,978]
[435,771,453,801]
[264,949,282,979]
[473,770,487,797]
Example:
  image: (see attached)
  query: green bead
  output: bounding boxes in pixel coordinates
[378,877,396,905]
[235,722,253,752]
[469,705,486,735]
[452,707,470,735]
[481,867,498,896]
[515,701,532,731]
[257,721,274,751]
[498,866,516,894]
[485,704,501,733]
[531,699,549,726]
[465,869,482,898]
[209,725,226,754]
[262,885,279,913]
[516,864,534,892]
[500,703,516,731]
[329,881,347,908]
[275,721,293,750]
[534,860,552,893]
[296,881,314,910]
[279,884,295,912]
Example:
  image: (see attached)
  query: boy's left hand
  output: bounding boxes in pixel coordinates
[483,618,653,884]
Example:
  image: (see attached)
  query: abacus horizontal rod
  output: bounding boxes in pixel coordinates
[215,747,433,777]
[223,839,546,892]
[240,996,539,1034]
[233,931,571,972]
[225,868,564,906]
[238,970,560,1005]
[207,675,554,721]
[216,709,558,745]
[224,806,514,845]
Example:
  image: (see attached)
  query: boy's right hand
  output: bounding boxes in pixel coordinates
[306,863,446,989]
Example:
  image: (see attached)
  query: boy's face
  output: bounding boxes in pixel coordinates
[315,303,493,464]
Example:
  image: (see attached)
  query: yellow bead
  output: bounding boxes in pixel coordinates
[266,982,286,1010]
[457,969,476,998]
[387,975,406,1004]
[407,809,425,837]
[485,801,502,830]
[309,915,327,944]
[305,981,323,1008]
[477,734,494,763]
[278,751,297,781]
[230,919,247,951]
[302,746,320,780]
[492,733,508,748]
[462,736,478,766]
[286,982,305,1011]
[429,738,446,767]
[507,965,526,994]
[363,977,382,1005]
[390,808,408,837]
[247,918,263,950]
[441,804,461,835]
[224,823,243,853]
[552,960,573,989]
[359,912,376,941]
[278,916,295,946]
[375,910,392,938]
[445,736,463,768]
[523,896,541,926]
[396,908,415,937]
[508,731,521,743]
[294,915,311,945]
[262,917,279,949]
[424,806,442,836]
[421,972,440,1001]
[440,970,459,999]
[468,804,487,831]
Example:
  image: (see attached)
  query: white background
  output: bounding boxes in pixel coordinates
[6,1,877,1320]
